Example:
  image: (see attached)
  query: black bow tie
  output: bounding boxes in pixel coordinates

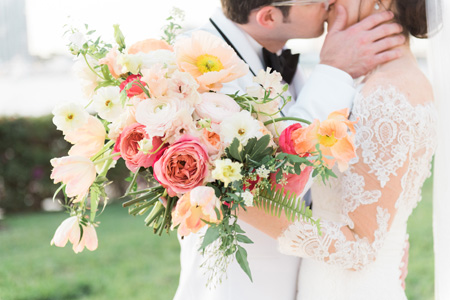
[262,48,299,84]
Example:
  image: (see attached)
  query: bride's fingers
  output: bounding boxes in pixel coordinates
[328,5,347,33]
[355,10,395,31]
[372,34,406,54]
[369,23,404,42]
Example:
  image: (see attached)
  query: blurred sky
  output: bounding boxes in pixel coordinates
[1,0,429,116]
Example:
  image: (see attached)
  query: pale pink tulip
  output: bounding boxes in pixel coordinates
[50,216,78,248]
[172,186,221,236]
[51,216,98,253]
[65,116,106,158]
[50,156,96,199]
[71,223,98,253]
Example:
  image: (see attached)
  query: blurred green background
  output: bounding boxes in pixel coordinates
[0,116,434,300]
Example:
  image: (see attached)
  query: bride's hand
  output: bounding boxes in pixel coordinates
[320,5,405,78]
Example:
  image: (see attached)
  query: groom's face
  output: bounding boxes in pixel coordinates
[276,1,335,38]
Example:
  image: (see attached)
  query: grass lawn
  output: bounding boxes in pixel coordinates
[0,177,434,300]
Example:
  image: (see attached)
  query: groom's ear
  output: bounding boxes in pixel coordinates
[255,6,280,29]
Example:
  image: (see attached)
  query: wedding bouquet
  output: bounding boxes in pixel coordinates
[50,15,357,283]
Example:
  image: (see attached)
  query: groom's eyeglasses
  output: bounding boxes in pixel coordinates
[270,0,330,10]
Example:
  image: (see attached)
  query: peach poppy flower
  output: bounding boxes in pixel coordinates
[128,39,173,54]
[171,186,221,236]
[292,109,357,172]
[175,31,249,92]
[65,115,106,158]
[51,216,98,253]
[50,156,96,199]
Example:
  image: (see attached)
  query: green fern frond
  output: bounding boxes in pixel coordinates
[255,187,321,234]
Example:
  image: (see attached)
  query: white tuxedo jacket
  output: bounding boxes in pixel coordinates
[173,9,356,300]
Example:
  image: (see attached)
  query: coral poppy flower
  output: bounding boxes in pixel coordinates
[292,109,357,171]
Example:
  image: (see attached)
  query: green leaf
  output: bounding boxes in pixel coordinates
[234,223,246,234]
[90,188,99,222]
[236,234,253,244]
[227,138,243,162]
[236,245,253,282]
[248,135,270,158]
[199,226,221,251]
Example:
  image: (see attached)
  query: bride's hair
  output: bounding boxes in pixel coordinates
[395,0,428,38]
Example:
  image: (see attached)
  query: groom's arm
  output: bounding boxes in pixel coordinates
[289,9,404,121]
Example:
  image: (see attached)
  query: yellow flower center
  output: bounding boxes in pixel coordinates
[105,100,112,107]
[319,133,338,147]
[67,114,74,120]
[238,128,246,136]
[196,54,224,74]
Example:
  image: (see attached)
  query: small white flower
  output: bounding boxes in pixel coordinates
[92,86,122,122]
[52,102,89,134]
[137,138,155,155]
[241,191,254,207]
[69,32,87,49]
[256,165,271,179]
[212,159,243,187]
[220,110,263,146]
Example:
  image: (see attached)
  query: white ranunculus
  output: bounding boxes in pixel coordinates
[92,86,122,122]
[167,70,201,106]
[219,110,263,146]
[135,97,193,138]
[52,102,89,134]
[195,93,241,124]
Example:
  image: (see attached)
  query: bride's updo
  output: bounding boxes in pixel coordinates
[394,0,428,38]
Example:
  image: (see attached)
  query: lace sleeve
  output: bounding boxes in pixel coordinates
[278,87,436,270]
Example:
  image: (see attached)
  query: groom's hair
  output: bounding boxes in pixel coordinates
[220,0,291,24]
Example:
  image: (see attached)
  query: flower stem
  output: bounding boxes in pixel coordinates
[263,117,311,126]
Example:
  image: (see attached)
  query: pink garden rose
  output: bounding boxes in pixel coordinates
[114,123,163,172]
[279,123,303,155]
[270,167,313,198]
[153,135,210,197]
[51,216,98,253]
[171,186,221,236]
[50,156,96,200]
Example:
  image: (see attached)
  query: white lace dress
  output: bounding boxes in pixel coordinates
[278,86,437,300]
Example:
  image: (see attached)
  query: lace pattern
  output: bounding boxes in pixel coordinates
[278,86,437,271]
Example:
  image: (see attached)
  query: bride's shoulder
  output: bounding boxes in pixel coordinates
[360,61,433,106]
